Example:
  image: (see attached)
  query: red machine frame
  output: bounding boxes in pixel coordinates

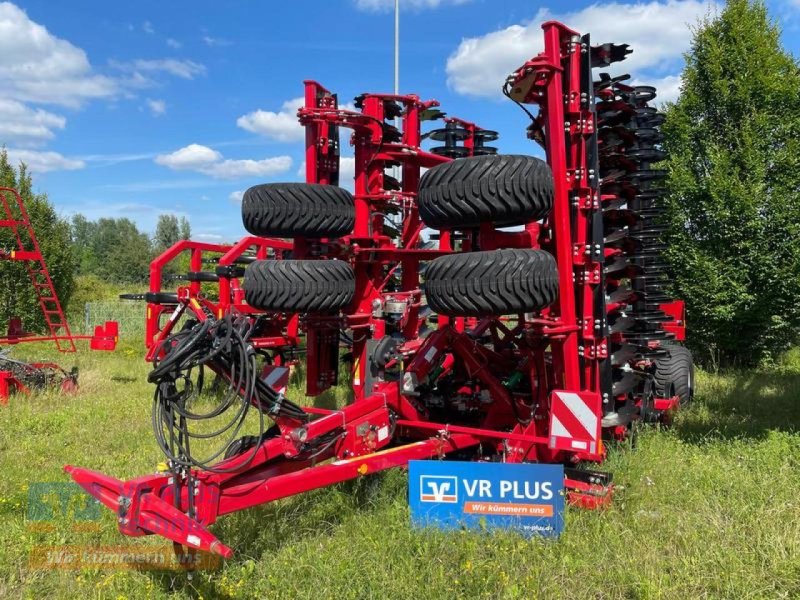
[67,21,684,558]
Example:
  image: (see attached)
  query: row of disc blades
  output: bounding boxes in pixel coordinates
[596,77,673,396]
[424,121,499,158]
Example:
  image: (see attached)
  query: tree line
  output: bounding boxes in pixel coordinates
[70,212,190,283]
[0,149,191,333]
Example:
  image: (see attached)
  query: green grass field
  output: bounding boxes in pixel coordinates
[0,344,799,599]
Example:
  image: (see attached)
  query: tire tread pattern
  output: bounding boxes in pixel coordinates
[653,345,694,406]
[418,155,554,229]
[424,248,558,317]
[242,183,354,238]
[244,260,355,313]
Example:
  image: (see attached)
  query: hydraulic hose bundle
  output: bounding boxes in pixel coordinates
[148,314,308,473]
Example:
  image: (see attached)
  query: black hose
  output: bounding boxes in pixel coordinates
[148,314,308,473]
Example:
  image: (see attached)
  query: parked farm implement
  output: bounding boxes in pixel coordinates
[0,349,78,405]
[66,21,692,560]
[0,187,118,403]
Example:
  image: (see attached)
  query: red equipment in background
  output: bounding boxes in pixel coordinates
[0,187,118,402]
[67,20,691,559]
[131,236,296,363]
[0,351,78,406]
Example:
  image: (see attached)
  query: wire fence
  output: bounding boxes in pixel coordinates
[80,301,146,341]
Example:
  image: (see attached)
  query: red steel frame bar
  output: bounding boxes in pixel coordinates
[142,237,297,361]
[539,23,581,392]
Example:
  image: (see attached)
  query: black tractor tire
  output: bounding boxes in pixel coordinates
[417,155,554,229]
[242,183,355,238]
[244,260,355,313]
[653,345,694,406]
[423,248,558,317]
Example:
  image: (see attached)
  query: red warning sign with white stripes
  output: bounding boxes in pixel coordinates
[260,365,290,395]
[548,390,601,455]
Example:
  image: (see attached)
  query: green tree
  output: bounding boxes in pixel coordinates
[178,216,191,242]
[661,0,800,368]
[154,214,186,254]
[70,214,160,284]
[87,217,152,283]
[70,213,96,275]
[153,214,191,279]
[0,150,77,334]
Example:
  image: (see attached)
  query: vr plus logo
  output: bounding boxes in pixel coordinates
[420,476,458,503]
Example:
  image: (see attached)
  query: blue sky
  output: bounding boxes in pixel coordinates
[2,0,798,243]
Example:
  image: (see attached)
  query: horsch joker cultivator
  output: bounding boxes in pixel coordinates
[66,21,693,559]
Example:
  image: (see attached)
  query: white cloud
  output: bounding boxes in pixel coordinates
[337,157,357,192]
[0,98,65,145]
[0,1,219,179]
[0,2,117,107]
[202,35,232,47]
[355,0,471,11]
[155,143,292,180]
[0,3,203,113]
[156,144,221,170]
[204,157,293,179]
[143,20,154,34]
[238,98,357,143]
[0,3,218,177]
[237,97,305,142]
[5,148,85,172]
[445,0,715,98]
[78,151,158,166]
[145,98,166,116]
[228,190,244,203]
[120,58,206,80]
[166,38,182,49]
[340,156,356,182]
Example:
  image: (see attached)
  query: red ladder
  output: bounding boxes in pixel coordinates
[0,187,76,352]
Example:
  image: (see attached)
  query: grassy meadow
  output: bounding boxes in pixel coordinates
[0,342,798,599]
